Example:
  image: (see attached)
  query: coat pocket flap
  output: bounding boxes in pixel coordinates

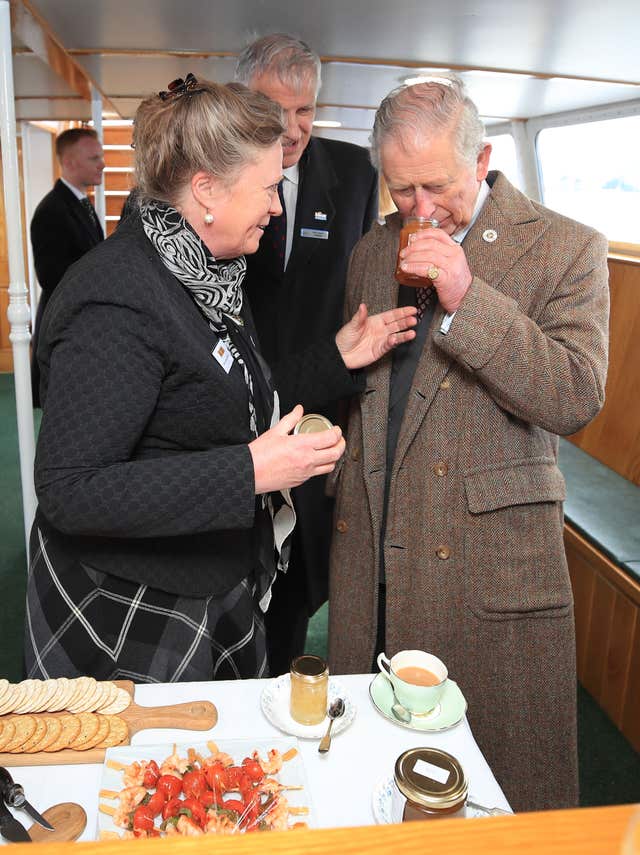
[465,459,566,514]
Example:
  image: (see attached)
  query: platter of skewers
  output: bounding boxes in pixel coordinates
[98,737,311,838]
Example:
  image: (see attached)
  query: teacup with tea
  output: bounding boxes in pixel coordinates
[377,649,448,715]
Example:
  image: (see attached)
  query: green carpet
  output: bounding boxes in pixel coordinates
[1,373,639,807]
[0,373,29,682]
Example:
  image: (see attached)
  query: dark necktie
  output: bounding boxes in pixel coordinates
[80,196,102,239]
[416,285,435,321]
[264,182,287,269]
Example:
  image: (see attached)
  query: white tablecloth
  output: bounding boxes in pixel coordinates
[3,675,510,840]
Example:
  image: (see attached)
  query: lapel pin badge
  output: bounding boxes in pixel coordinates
[314,211,327,221]
[482,228,498,243]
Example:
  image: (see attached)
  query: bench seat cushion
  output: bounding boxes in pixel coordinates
[558,439,640,582]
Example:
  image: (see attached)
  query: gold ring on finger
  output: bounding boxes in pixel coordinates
[427,265,440,281]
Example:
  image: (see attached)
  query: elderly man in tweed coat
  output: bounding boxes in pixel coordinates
[328,76,609,812]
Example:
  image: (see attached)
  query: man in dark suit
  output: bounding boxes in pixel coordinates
[30,127,105,406]
[235,34,379,675]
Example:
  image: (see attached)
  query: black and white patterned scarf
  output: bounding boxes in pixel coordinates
[141,199,295,612]
[140,200,245,327]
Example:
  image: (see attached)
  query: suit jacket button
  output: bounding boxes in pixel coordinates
[436,544,451,560]
[434,461,448,476]
[336,520,348,533]
[439,378,451,390]
[350,448,360,461]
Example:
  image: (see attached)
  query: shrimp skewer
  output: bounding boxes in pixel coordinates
[160,744,190,776]
[258,778,304,796]
[99,785,147,829]
[102,743,305,836]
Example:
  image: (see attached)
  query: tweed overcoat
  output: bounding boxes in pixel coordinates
[328,171,610,812]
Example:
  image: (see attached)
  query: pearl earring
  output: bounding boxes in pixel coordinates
[204,210,214,225]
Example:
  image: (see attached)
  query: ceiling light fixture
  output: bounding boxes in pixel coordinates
[313,120,342,128]
[404,74,453,87]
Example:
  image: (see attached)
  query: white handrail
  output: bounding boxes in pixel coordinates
[91,86,106,232]
[0,0,36,558]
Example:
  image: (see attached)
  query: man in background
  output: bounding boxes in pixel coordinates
[30,128,105,407]
[235,34,379,676]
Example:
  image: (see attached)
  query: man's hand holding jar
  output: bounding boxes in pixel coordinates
[398,224,473,314]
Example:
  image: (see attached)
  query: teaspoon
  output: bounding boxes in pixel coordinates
[387,684,412,724]
[318,698,345,753]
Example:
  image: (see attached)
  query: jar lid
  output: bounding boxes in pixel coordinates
[293,414,333,435]
[394,748,467,810]
[290,655,329,682]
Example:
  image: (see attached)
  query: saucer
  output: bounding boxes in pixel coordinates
[369,672,467,732]
[261,674,356,739]
[371,777,498,824]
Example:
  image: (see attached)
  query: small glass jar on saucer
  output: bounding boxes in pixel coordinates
[391,747,468,821]
[289,654,329,726]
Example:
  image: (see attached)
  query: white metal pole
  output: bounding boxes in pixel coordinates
[510,119,542,202]
[0,0,37,556]
[91,86,106,232]
[20,121,39,329]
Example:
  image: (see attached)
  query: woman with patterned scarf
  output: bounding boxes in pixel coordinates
[24,75,417,683]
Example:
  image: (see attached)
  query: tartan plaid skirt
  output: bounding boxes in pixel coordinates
[24,525,268,683]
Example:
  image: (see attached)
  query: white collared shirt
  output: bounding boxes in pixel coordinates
[281,163,299,269]
[60,177,88,202]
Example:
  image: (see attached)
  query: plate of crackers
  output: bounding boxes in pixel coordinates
[0,676,130,757]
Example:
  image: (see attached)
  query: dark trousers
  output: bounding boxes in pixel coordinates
[264,559,310,677]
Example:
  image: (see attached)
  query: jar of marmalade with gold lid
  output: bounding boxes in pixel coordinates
[391,747,468,822]
[289,654,329,726]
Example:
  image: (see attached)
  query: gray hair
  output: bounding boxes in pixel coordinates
[235,33,322,96]
[371,73,486,170]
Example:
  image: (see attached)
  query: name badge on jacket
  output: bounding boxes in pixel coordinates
[212,339,233,373]
[300,228,329,240]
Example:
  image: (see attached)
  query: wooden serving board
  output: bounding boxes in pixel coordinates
[0,680,217,767]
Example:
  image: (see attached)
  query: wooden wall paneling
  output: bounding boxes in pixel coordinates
[599,592,636,728]
[106,195,128,217]
[565,524,640,746]
[565,532,596,680]
[581,571,615,703]
[104,127,133,146]
[621,616,640,752]
[569,258,640,485]
[0,287,12,371]
[105,150,134,168]
[105,172,134,191]
[565,525,640,607]
[106,221,118,237]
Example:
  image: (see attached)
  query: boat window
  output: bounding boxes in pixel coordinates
[537,116,640,248]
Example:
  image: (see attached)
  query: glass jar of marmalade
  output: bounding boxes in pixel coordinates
[395,216,439,286]
[289,655,329,726]
[391,747,468,822]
